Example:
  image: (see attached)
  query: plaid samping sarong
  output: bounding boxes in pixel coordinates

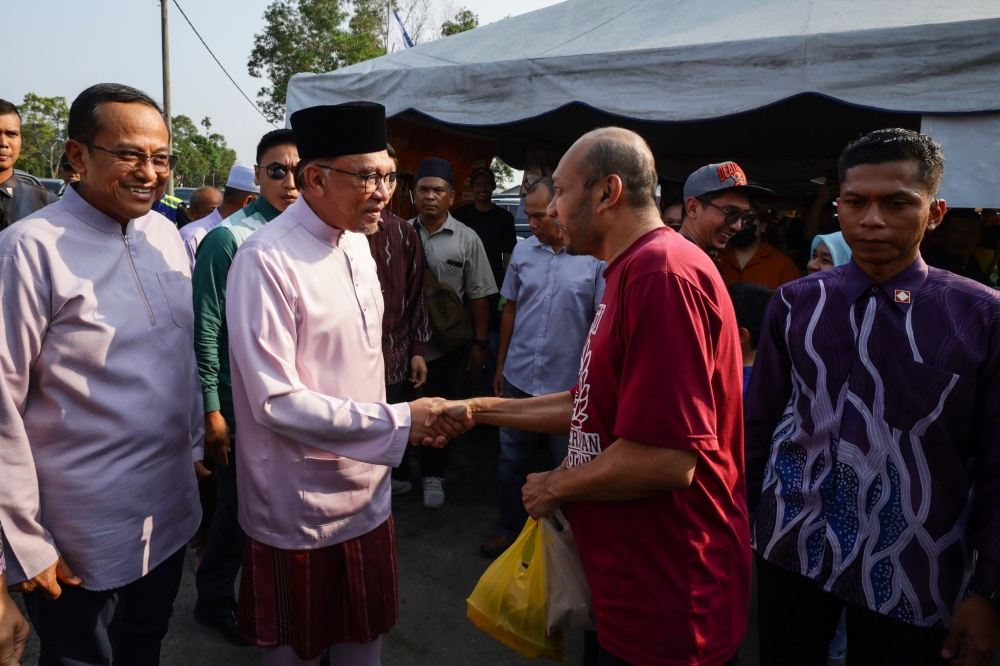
[237,516,399,661]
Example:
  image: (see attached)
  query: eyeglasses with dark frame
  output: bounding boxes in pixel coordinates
[257,162,300,180]
[704,201,756,227]
[312,165,398,194]
[82,142,178,173]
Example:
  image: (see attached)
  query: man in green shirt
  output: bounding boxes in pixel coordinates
[191,128,299,644]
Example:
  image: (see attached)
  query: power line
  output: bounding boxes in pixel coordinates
[170,0,278,128]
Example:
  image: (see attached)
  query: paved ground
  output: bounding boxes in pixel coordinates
[14,427,1000,665]
[15,427,757,665]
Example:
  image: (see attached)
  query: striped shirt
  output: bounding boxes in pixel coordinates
[367,211,430,385]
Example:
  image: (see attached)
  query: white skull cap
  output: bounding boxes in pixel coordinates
[225,164,260,193]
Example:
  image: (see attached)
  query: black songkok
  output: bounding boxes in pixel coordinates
[289,102,387,163]
[416,157,454,187]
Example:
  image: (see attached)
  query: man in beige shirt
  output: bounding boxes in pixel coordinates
[406,157,497,509]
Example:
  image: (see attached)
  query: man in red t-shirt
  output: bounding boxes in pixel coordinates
[432,127,751,666]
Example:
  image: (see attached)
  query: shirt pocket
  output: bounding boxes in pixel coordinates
[561,274,596,311]
[301,456,372,526]
[436,261,465,291]
[156,271,194,327]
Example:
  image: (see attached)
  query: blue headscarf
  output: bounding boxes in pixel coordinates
[811,232,852,267]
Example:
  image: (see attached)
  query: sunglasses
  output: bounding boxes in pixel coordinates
[705,201,757,227]
[257,162,298,180]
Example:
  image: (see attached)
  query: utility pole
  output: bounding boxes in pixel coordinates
[161,0,174,196]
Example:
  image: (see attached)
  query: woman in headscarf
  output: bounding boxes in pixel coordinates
[807,231,852,273]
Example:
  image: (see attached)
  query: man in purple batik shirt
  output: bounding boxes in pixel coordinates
[746,128,1000,666]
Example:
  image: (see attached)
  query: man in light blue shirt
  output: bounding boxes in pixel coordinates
[481,177,605,557]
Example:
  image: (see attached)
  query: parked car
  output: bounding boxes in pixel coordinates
[10,170,67,199]
[492,193,531,238]
[38,178,63,195]
[173,187,197,206]
[13,169,42,188]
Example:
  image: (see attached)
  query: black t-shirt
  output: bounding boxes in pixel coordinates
[452,203,518,330]
[923,246,991,285]
[979,224,1000,249]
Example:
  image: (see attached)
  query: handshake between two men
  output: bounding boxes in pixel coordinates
[406,391,575,450]
[404,391,701,521]
[406,395,572,520]
[406,397,477,448]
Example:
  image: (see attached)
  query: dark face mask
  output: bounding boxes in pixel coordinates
[728,223,759,248]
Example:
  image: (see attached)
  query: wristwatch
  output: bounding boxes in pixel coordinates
[968,578,1000,612]
[473,338,490,350]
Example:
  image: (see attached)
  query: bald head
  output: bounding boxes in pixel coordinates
[189,186,223,220]
[549,127,662,259]
[572,127,658,210]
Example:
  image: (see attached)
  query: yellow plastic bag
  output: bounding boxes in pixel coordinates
[466,518,567,661]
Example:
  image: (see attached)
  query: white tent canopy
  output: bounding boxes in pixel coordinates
[286,0,1000,127]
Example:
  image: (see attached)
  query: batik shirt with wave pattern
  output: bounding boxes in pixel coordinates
[745,258,1000,628]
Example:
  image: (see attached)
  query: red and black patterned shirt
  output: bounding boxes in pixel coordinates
[367,210,431,386]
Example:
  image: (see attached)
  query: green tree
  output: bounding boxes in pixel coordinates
[171,115,238,188]
[17,94,69,178]
[491,157,514,190]
[248,0,387,124]
[441,8,478,37]
[348,0,390,61]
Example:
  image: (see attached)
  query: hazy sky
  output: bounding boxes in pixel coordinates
[7,0,562,166]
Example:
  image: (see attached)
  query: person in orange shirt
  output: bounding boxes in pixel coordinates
[718,203,801,288]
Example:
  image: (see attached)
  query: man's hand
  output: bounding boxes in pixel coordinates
[426,399,477,431]
[817,179,839,204]
[942,593,1000,665]
[493,366,504,398]
[468,344,488,382]
[408,398,471,447]
[0,575,30,666]
[9,557,81,600]
[410,355,428,388]
[194,460,212,480]
[522,460,567,519]
[205,410,231,466]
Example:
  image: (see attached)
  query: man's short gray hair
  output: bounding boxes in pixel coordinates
[578,128,658,210]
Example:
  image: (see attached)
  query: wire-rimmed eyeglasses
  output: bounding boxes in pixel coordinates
[313,165,398,193]
[82,142,178,173]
